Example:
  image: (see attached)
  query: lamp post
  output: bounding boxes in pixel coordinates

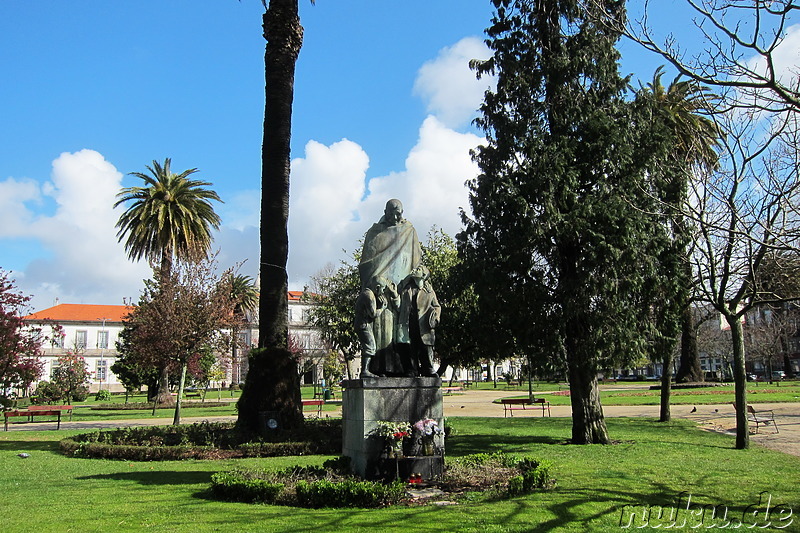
[98,317,107,391]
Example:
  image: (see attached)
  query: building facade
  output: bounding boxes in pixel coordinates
[24,294,326,394]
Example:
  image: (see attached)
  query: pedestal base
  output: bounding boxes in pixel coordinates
[342,377,444,479]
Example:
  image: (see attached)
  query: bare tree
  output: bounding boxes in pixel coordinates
[682,109,800,448]
[587,0,800,112]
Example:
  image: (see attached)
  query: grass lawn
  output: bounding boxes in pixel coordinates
[1,417,798,532]
[498,383,800,406]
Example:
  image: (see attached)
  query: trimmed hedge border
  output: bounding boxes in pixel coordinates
[90,401,230,410]
[59,420,342,460]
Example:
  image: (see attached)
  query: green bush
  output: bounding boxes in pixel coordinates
[59,420,343,460]
[295,479,405,508]
[94,389,112,402]
[210,471,285,503]
[507,459,552,496]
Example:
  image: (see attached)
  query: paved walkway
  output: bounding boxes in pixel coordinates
[5,389,798,457]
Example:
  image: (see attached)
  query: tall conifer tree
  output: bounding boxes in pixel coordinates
[462,0,661,444]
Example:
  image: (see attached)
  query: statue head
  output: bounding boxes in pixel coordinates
[383,199,404,226]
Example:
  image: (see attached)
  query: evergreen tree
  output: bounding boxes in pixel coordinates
[461,0,663,444]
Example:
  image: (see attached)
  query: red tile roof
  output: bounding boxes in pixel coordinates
[25,304,135,323]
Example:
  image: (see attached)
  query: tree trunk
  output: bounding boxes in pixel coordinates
[659,348,673,422]
[154,366,175,408]
[239,1,304,432]
[566,318,610,445]
[727,314,749,449]
[173,362,187,426]
[676,306,703,382]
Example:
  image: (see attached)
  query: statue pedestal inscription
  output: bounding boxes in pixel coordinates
[342,377,444,479]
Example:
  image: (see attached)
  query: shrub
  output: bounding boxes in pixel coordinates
[507,459,553,496]
[295,479,405,508]
[94,389,112,402]
[210,471,285,503]
[441,452,554,498]
[59,420,343,460]
[33,381,61,404]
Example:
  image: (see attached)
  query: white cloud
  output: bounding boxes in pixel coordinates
[275,116,482,290]
[413,36,495,129]
[747,23,800,85]
[2,37,490,306]
[3,150,151,310]
[287,139,370,284]
[362,116,481,240]
[0,177,41,236]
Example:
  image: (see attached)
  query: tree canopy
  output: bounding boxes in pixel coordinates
[461,0,671,444]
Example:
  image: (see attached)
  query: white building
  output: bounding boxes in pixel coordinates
[24,304,132,392]
[24,294,326,394]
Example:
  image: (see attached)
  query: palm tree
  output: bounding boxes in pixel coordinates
[115,158,222,284]
[115,158,222,407]
[639,67,721,421]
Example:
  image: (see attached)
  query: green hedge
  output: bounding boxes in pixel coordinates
[210,471,285,504]
[295,479,405,508]
[209,463,405,508]
[59,420,343,460]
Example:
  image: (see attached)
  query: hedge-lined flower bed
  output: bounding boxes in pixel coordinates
[59,420,342,460]
[210,458,405,508]
[208,453,554,508]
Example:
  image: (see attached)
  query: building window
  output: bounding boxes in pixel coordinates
[97,331,109,350]
[52,334,65,348]
[96,360,107,382]
[237,331,250,347]
[75,330,87,350]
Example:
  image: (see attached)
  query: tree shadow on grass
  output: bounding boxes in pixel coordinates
[76,470,214,486]
[0,440,61,452]
[447,434,564,456]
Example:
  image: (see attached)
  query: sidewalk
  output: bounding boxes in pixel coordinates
[5,390,797,457]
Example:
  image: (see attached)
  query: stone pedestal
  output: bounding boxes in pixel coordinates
[342,377,444,479]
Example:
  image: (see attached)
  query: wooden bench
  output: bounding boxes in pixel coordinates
[302,399,324,418]
[442,386,463,395]
[29,404,73,421]
[500,398,551,417]
[4,409,64,431]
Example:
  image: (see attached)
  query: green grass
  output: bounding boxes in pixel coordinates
[2,417,798,532]
[498,383,800,406]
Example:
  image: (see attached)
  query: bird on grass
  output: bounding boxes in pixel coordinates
[690,406,697,413]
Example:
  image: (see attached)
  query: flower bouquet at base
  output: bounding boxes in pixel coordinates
[412,418,443,456]
[371,421,411,458]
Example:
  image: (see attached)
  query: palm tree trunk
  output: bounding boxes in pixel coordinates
[258,0,302,350]
[238,0,304,433]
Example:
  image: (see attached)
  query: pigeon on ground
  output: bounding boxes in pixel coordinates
[690,406,697,413]
[17,453,30,458]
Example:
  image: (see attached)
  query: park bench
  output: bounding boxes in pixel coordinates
[500,397,551,418]
[302,399,324,418]
[28,404,73,421]
[731,403,779,434]
[4,409,64,431]
[442,386,463,395]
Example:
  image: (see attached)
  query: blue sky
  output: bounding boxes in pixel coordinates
[2,1,796,311]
